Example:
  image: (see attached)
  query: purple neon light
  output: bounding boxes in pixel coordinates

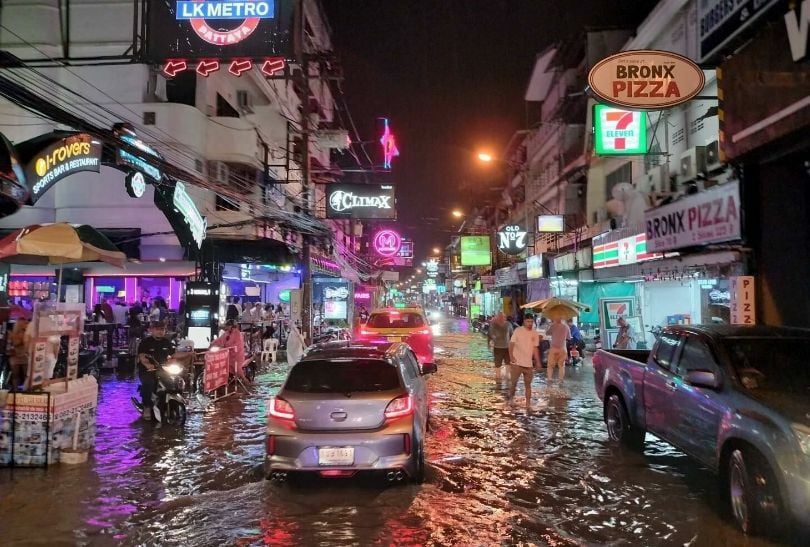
[380,118,399,169]
[373,230,401,257]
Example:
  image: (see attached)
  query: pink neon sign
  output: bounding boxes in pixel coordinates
[373,230,402,257]
[380,118,399,169]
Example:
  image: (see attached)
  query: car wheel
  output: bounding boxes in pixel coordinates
[727,448,782,535]
[412,440,426,484]
[605,393,645,450]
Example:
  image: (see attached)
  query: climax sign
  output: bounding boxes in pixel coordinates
[588,50,705,109]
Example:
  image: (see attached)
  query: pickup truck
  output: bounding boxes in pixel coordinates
[593,325,810,537]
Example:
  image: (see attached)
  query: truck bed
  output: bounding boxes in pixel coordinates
[597,349,650,364]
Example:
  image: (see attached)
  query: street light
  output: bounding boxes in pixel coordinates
[416,268,422,274]
[432,247,441,254]
[477,152,494,163]
[451,209,463,218]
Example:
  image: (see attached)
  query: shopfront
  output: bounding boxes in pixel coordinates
[494,263,526,319]
[717,1,810,326]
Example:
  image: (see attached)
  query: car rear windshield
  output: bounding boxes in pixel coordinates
[367,312,425,329]
[723,337,810,395]
[285,359,401,393]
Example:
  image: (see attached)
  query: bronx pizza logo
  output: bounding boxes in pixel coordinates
[176,1,275,46]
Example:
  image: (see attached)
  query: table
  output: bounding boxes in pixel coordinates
[84,323,116,360]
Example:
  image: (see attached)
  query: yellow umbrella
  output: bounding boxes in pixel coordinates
[521,297,590,313]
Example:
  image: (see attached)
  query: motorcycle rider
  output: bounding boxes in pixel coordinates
[137,320,176,420]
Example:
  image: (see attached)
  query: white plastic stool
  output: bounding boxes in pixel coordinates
[261,338,279,364]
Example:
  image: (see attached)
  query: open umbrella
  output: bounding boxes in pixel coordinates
[0,223,126,299]
[521,297,591,321]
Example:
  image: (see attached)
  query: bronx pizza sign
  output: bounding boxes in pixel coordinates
[588,50,705,109]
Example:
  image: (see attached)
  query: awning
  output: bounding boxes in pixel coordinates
[202,237,296,266]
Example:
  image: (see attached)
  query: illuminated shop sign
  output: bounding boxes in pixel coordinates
[380,118,399,170]
[460,236,491,266]
[373,230,402,257]
[125,171,146,198]
[324,286,350,300]
[526,254,543,279]
[644,180,741,252]
[326,183,396,219]
[698,0,781,62]
[588,50,705,109]
[593,233,661,269]
[147,1,293,62]
[24,133,102,204]
[117,133,162,183]
[496,224,527,255]
[537,214,565,233]
[593,105,648,155]
[173,182,207,249]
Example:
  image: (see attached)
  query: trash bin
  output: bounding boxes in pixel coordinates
[116,351,135,377]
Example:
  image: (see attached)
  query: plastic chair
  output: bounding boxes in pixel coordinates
[261,338,279,364]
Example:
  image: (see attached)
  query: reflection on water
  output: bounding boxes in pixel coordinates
[0,319,785,546]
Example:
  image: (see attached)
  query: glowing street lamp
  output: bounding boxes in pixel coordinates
[477,152,494,163]
[452,209,463,218]
[432,247,441,254]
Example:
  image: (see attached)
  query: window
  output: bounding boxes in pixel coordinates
[606,162,632,199]
[675,337,717,378]
[652,333,681,372]
[367,312,425,329]
[402,351,421,380]
[216,93,239,118]
[285,359,401,393]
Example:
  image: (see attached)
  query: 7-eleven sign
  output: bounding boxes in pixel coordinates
[594,104,648,155]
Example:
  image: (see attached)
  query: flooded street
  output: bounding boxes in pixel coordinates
[1,319,786,546]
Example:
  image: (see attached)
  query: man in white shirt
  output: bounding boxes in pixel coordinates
[508,315,541,408]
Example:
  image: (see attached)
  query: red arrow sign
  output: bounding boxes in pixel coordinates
[196,59,220,77]
[229,59,253,77]
[163,60,187,78]
[261,58,286,77]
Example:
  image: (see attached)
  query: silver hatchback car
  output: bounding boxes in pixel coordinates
[265,342,436,483]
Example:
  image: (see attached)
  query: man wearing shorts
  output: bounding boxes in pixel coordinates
[546,318,571,385]
[487,313,513,382]
[508,315,540,408]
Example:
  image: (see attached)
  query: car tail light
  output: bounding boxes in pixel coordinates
[360,329,371,336]
[319,470,356,478]
[403,433,411,455]
[266,435,276,455]
[413,328,431,336]
[268,397,295,421]
[384,394,414,419]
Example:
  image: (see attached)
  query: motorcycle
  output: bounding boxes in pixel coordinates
[593,328,602,351]
[130,356,187,425]
[52,338,104,381]
[567,338,585,366]
[312,327,351,345]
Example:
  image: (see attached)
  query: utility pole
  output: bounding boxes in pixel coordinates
[298,0,313,344]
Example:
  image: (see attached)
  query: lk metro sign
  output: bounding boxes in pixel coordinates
[176,1,275,45]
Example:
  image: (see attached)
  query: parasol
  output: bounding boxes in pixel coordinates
[521,297,591,321]
[0,223,126,299]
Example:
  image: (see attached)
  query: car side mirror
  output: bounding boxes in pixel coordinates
[421,362,438,375]
[685,370,721,390]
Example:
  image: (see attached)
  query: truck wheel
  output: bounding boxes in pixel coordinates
[727,448,782,535]
[605,393,645,449]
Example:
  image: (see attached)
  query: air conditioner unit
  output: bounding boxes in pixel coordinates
[705,140,722,171]
[637,164,666,194]
[678,146,707,185]
[207,160,229,184]
[236,90,254,114]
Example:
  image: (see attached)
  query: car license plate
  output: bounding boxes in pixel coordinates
[318,447,354,466]
[387,336,407,342]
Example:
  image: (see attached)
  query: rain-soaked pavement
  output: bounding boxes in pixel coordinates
[0,317,792,546]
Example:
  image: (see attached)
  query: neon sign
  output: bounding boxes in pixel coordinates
[380,118,399,169]
[373,230,402,257]
[173,182,207,249]
[162,57,285,78]
[176,1,275,46]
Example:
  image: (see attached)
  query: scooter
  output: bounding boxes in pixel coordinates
[567,339,585,366]
[130,357,187,425]
[52,338,104,381]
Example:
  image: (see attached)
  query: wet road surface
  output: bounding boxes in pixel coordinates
[0,318,793,545]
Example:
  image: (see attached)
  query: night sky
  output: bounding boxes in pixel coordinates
[321,1,659,267]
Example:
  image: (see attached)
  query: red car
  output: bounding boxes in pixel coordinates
[357,308,434,364]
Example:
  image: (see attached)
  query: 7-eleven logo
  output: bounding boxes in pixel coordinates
[604,110,639,150]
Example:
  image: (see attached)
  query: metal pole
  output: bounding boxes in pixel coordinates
[299,30,313,344]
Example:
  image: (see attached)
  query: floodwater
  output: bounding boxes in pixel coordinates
[0,318,793,546]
